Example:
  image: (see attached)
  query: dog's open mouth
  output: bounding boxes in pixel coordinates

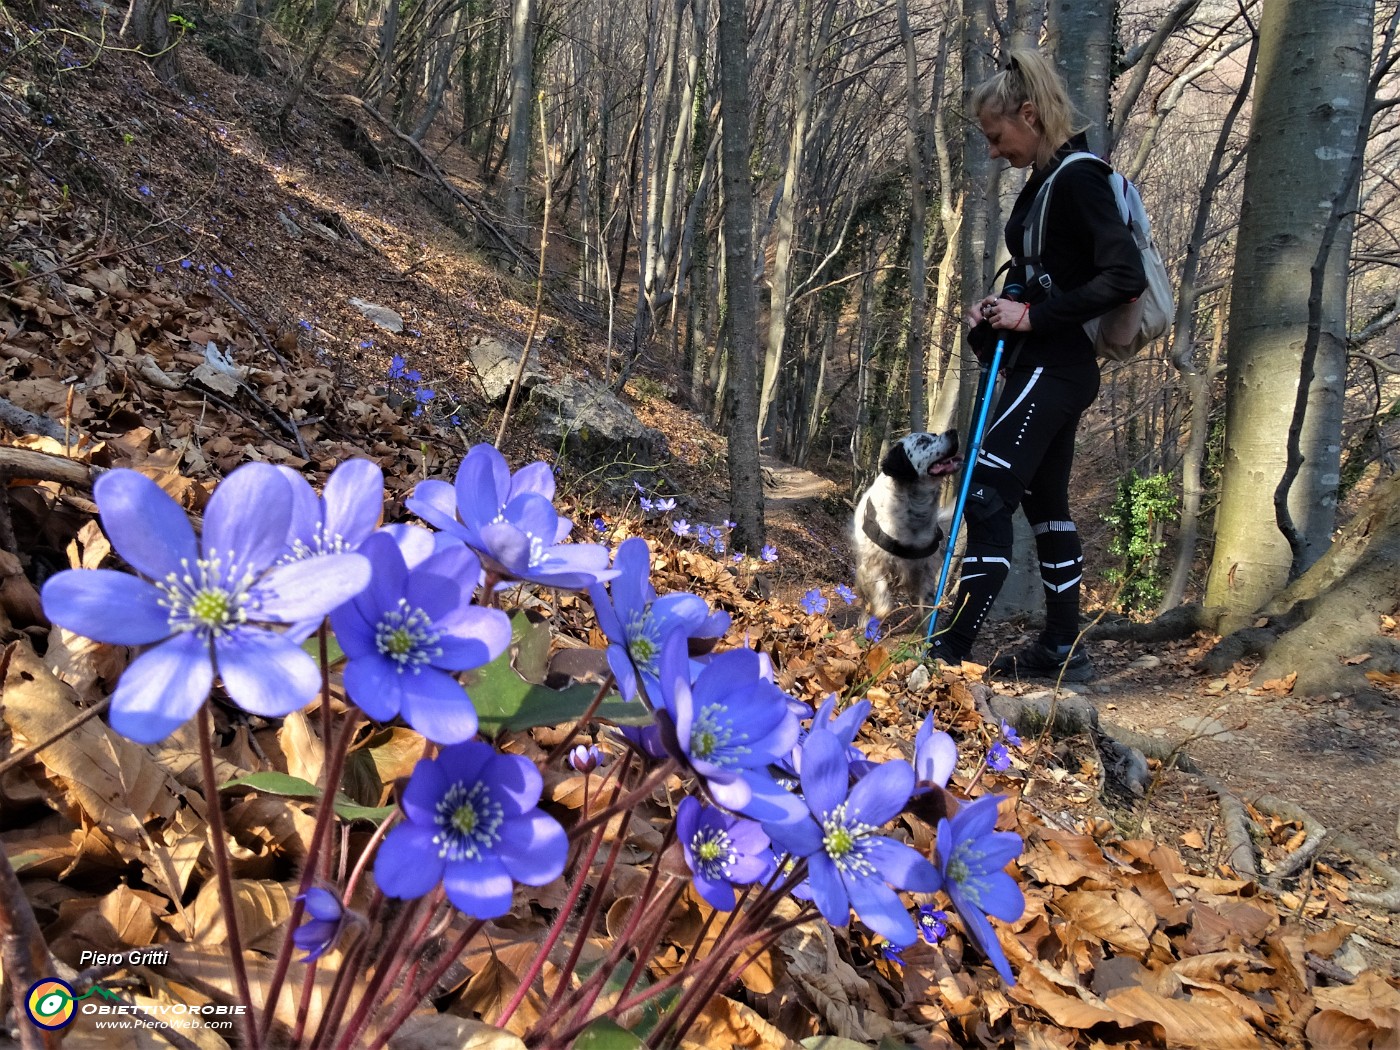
[928,455,963,477]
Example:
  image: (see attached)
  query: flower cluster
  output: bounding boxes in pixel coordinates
[41,441,1029,1044]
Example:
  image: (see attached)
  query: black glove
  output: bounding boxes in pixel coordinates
[967,319,997,363]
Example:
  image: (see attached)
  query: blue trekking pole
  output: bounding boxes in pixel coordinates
[925,283,1024,648]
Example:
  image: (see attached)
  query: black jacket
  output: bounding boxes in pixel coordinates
[1005,135,1147,370]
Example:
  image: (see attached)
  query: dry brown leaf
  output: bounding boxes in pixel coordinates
[1056,890,1153,956]
[1313,971,1400,1031]
[1104,984,1261,1049]
[387,1015,526,1050]
[455,941,548,1034]
[681,994,804,1050]
[190,878,293,953]
[277,709,325,786]
[1181,829,1206,850]
[2,640,182,842]
[1305,1010,1387,1049]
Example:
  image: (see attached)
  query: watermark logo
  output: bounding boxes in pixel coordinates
[25,979,76,1030]
[25,979,124,1030]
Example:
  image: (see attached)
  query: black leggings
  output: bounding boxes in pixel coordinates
[938,359,1100,658]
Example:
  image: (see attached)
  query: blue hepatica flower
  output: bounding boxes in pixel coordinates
[41,466,370,744]
[671,519,690,537]
[1000,720,1022,747]
[655,635,800,819]
[987,742,1011,772]
[388,355,406,379]
[588,538,710,703]
[835,584,857,605]
[865,617,883,643]
[293,888,347,962]
[676,797,773,911]
[800,589,828,616]
[407,443,616,590]
[935,794,1025,983]
[654,497,676,513]
[277,459,384,564]
[331,528,511,744]
[375,742,568,918]
[568,744,605,773]
[760,545,779,563]
[917,905,949,944]
[767,729,941,946]
[914,713,958,791]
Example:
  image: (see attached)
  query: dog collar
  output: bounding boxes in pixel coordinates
[862,501,943,560]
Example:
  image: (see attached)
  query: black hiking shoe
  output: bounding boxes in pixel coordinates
[989,640,1095,683]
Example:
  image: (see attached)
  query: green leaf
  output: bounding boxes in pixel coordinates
[220,771,394,824]
[466,649,648,734]
[299,630,345,665]
[510,610,552,685]
[572,1019,646,1050]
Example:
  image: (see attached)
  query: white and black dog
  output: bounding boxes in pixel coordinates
[852,431,961,619]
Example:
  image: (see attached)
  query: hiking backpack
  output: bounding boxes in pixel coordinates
[1020,152,1174,362]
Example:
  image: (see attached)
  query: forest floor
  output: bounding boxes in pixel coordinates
[4,12,1400,1047]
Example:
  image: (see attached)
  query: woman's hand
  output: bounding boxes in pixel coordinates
[967,296,1031,332]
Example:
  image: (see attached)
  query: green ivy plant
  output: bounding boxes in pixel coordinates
[1102,470,1177,612]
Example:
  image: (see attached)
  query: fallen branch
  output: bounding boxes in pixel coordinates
[0,397,69,442]
[0,839,61,1049]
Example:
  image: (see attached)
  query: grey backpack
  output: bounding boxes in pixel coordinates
[1021,152,1174,362]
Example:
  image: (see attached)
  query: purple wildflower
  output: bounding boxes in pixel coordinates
[676,797,773,911]
[40,466,370,744]
[800,589,828,616]
[293,888,346,962]
[671,519,690,537]
[568,744,605,773]
[987,742,1011,772]
[934,795,1025,983]
[588,538,710,703]
[834,584,857,605]
[759,545,778,563]
[374,742,568,918]
[764,729,940,946]
[330,529,511,743]
[407,444,617,590]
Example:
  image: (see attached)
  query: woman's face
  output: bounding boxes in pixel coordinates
[979,103,1042,168]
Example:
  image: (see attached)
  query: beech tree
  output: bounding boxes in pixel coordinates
[1204,0,1375,629]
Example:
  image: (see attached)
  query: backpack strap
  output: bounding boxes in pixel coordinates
[1019,151,1108,297]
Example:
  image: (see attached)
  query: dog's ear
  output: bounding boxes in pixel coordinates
[880,441,920,482]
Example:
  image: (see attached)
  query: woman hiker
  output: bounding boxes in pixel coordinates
[930,49,1146,682]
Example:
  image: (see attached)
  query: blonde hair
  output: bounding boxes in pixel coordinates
[971,49,1084,167]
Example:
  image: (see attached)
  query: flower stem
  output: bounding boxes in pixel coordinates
[543,672,616,766]
[496,757,631,1027]
[197,706,261,1050]
[329,891,434,1050]
[260,713,361,1044]
[362,918,485,1050]
[569,759,678,840]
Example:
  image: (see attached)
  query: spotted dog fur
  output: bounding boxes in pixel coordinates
[852,431,961,619]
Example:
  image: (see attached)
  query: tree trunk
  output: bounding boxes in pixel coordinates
[756,0,824,442]
[716,0,765,551]
[125,0,180,85]
[1044,0,1112,154]
[896,0,928,432]
[1206,472,1400,698]
[1204,0,1373,628]
[505,0,537,223]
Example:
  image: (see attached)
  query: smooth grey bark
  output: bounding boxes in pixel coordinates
[897,0,928,432]
[717,0,765,551]
[505,0,537,223]
[756,0,829,441]
[1205,0,1373,626]
[1044,0,1112,154]
[1160,27,1258,612]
